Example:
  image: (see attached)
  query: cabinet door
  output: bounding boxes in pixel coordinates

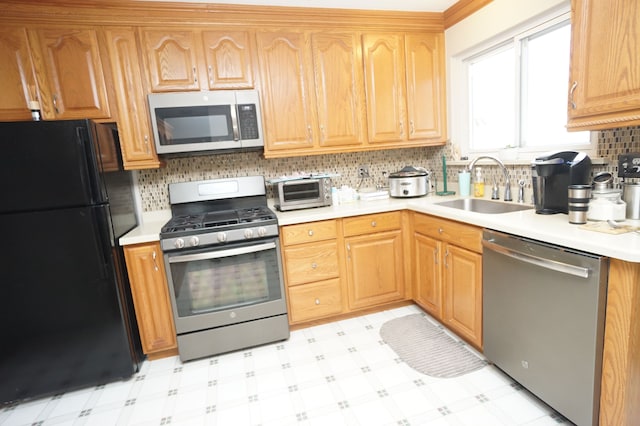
[567,0,640,130]
[311,32,367,148]
[0,26,39,121]
[443,244,482,349]
[362,33,406,144]
[104,28,161,170]
[256,31,317,153]
[413,232,442,318]
[124,242,178,357]
[201,30,254,89]
[141,29,201,92]
[32,27,111,119]
[345,229,405,309]
[405,33,446,141]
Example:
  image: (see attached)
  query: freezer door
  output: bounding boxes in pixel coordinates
[0,205,137,403]
[0,120,104,213]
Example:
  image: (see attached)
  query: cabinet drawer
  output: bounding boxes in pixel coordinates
[342,211,401,237]
[284,241,339,286]
[413,213,482,253]
[281,220,337,246]
[288,278,343,323]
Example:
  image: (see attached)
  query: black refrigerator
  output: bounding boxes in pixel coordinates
[0,119,144,404]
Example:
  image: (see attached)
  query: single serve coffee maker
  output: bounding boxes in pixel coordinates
[531,151,591,214]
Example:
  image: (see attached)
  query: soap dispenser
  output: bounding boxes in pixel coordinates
[474,167,485,197]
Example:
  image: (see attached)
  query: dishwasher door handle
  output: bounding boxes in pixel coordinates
[482,239,590,278]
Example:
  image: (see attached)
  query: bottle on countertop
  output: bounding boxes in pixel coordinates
[474,167,485,198]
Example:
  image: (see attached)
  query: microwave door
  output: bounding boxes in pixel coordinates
[154,105,240,154]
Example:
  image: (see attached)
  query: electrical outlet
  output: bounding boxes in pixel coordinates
[358,165,370,178]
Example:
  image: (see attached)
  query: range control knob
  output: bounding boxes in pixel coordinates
[190,236,200,247]
[257,227,267,237]
[244,228,254,239]
[174,238,185,249]
[217,232,227,243]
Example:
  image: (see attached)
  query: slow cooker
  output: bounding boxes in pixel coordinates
[388,166,431,198]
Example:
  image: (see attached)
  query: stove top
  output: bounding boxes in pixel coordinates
[161,206,277,234]
[159,177,279,252]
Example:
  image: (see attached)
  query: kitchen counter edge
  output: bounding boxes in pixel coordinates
[120,198,640,263]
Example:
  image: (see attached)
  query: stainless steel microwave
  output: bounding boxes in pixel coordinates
[147,90,264,155]
[274,177,332,211]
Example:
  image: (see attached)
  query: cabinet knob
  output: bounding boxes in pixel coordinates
[308,229,314,236]
[438,227,443,234]
[371,221,377,227]
[311,262,318,269]
[315,298,320,305]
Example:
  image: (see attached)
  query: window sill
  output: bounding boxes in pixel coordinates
[448,157,609,167]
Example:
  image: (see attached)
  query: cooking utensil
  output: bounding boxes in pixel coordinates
[436,155,455,196]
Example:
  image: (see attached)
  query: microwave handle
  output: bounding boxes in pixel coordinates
[230,104,240,141]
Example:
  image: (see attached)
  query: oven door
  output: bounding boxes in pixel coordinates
[164,238,287,334]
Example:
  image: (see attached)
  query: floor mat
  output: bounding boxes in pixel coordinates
[380,313,486,378]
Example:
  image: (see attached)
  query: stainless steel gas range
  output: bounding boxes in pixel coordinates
[159,176,289,362]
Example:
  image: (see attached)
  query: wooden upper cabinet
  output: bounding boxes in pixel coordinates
[141,28,255,92]
[141,30,201,92]
[362,33,406,144]
[405,33,447,141]
[30,27,112,119]
[0,26,40,121]
[311,32,367,148]
[201,31,254,89]
[104,27,161,170]
[567,0,640,130]
[256,31,317,152]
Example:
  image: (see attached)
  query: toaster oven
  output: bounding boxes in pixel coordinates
[274,177,332,211]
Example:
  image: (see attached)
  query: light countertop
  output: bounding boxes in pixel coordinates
[120,195,640,263]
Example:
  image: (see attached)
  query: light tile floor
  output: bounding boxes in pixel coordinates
[0,305,570,426]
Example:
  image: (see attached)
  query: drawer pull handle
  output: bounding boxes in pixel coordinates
[152,251,159,271]
[311,262,318,269]
[315,298,320,305]
[308,230,314,236]
[371,221,377,227]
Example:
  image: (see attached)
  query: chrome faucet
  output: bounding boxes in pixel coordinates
[467,155,512,201]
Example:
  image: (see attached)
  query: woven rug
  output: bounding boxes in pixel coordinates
[380,313,486,378]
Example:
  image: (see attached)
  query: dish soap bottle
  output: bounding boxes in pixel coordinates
[474,167,485,198]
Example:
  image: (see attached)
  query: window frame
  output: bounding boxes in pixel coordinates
[449,9,597,162]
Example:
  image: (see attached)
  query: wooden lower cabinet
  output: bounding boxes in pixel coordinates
[281,220,345,325]
[442,243,482,348]
[344,212,406,310]
[123,241,178,359]
[412,212,483,349]
[287,278,343,323]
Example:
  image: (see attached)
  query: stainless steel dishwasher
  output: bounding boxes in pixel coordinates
[482,229,608,426]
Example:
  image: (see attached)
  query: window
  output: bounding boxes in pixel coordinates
[454,12,595,160]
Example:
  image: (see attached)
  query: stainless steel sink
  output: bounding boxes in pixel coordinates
[435,198,533,214]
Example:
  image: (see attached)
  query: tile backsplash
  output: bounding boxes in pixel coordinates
[137,126,639,212]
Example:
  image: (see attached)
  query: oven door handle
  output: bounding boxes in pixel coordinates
[168,242,276,263]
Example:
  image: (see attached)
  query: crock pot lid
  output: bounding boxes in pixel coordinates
[389,166,428,178]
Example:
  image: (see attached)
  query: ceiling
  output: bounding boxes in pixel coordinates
[139,0,460,12]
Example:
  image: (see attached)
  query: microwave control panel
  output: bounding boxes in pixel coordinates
[238,104,260,140]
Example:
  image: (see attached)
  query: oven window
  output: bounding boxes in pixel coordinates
[155,105,233,146]
[283,182,320,202]
[168,243,282,317]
